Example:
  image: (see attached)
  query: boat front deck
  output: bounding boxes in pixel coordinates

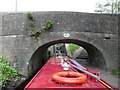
[25,57,110,90]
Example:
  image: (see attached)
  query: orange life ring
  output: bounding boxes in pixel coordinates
[52,71,87,84]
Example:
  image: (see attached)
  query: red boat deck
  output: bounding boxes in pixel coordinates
[25,57,110,90]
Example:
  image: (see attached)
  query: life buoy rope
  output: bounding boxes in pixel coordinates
[52,71,87,84]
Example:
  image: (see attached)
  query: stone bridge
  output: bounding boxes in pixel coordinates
[0,12,119,77]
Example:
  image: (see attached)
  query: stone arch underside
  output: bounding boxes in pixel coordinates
[28,38,107,77]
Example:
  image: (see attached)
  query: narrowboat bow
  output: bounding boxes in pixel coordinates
[25,57,117,90]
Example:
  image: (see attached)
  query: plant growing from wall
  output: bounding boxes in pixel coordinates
[0,56,20,85]
[26,12,53,39]
[30,20,53,38]
[26,12,34,20]
[41,20,53,30]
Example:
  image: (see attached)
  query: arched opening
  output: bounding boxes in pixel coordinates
[48,43,89,66]
[28,39,107,77]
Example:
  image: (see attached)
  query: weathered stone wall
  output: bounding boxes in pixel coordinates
[0,12,118,77]
[0,14,2,56]
[118,14,120,69]
[118,14,120,90]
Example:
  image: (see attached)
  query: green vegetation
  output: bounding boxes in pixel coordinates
[26,12,53,39]
[67,44,80,55]
[41,20,53,30]
[0,56,20,85]
[95,0,120,14]
[30,20,53,38]
[110,69,120,77]
[26,12,34,20]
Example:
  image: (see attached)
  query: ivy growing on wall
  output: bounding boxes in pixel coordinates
[30,20,53,38]
[26,12,53,39]
[26,12,34,21]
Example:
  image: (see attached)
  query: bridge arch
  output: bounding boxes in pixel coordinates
[0,12,118,78]
[28,39,107,77]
